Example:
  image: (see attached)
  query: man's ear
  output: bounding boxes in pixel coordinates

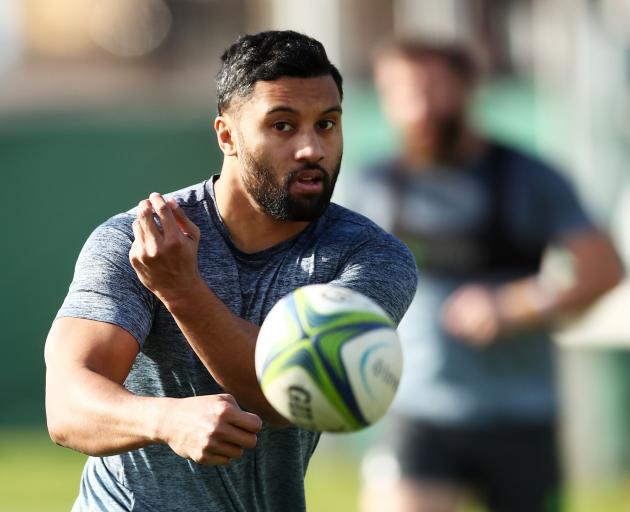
[215,114,237,156]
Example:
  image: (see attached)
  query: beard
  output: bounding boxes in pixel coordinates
[239,143,341,222]
[407,114,467,165]
[435,115,465,162]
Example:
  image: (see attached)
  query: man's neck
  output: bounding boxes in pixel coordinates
[213,168,310,254]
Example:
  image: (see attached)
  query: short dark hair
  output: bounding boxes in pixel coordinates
[216,30,343,114]
[375,39,478,84]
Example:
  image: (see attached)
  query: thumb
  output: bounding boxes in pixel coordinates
[168,198,200,240]
[218,394,263,432]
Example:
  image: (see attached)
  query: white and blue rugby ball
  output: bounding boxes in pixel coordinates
[255,284,402,432]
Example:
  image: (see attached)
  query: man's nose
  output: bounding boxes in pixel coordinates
[294,130,325,162]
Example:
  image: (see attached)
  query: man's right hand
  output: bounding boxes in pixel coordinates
[440,284,503,347]
[160,394,263,465]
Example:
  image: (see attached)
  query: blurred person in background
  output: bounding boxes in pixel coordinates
[357,39,624,512]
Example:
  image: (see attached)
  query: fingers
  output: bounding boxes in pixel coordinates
[192,422,258,466]
[231,410,264,434]
[136,198,163,246]
[168,198,200,241]
[148,192,180,236]
[224,402,263,434]
[219,422,260,450]
[441,285,501,346]
[134,193,178,242]
[187,440,244,466]
[187,396,262,466]
[196,439,246,465]
[133,193,202,255]
[215,394,263,434]
[135,193,199,243]
[131,218,145,244]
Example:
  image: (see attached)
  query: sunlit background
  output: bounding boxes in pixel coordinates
[2,1,630,511]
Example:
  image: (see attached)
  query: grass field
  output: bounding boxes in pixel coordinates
[0,429,361,512]
[1,429,630,512]
[0,430,86,512]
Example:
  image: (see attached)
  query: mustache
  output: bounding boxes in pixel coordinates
[286,164,329,183]
[291,163,327,174]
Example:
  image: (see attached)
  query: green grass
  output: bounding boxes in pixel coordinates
[0,429,359,512]
[2,430,630,512]
[0,429,86,512]
[306,442,361,511]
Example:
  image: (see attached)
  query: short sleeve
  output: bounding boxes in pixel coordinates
[510,155,596,246]
[328,229,418,325]
[56,214,155,345]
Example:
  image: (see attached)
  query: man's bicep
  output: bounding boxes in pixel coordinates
[45,317,140,385]
[57,218,156,345]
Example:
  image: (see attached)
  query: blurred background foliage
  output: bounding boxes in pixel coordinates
[2,1,630,510]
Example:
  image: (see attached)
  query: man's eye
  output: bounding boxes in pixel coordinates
[274,122,292,132]
[318,120,335,130]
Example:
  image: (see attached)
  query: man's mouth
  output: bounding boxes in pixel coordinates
[291,168,325,194]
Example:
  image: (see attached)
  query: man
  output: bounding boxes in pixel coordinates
[44,31,417,512]
[357,40,623,512]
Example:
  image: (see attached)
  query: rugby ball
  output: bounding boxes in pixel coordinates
[255,284,402,432]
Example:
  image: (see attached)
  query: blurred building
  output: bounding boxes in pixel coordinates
[3,0,629,208]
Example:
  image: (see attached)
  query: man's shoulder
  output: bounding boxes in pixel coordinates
[103,180,209,219]
[163,180,210,208]
[489,141,558,177]
[321,203,408,250]
[91,180,209,240]
[122,180,209,214]
[91,212,134,240]
[324,202,385,232]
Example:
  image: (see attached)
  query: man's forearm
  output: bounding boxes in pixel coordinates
[163,280,289,427]
[496,266,622,331]
[129,193,289,426]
